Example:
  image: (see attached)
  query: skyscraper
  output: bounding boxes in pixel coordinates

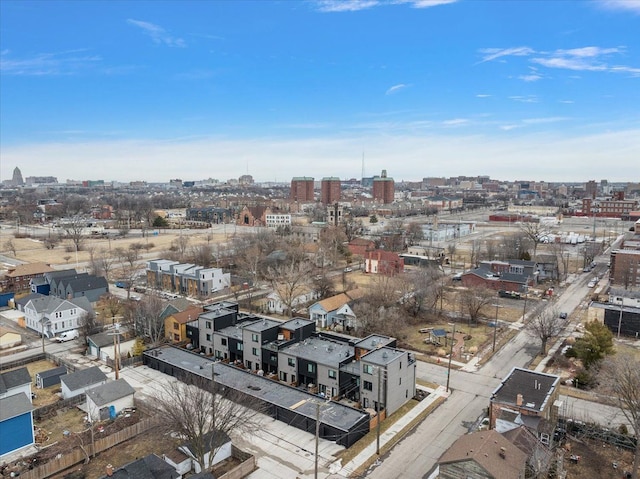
[290,177,315,202]
[320,177,341,205]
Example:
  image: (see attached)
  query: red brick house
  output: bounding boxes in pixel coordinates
[364,250,404,276]
[461,260,536,292]
[0,262,55,293]
[347,238,375,257]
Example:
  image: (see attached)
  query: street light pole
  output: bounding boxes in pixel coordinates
[446,323,456,393]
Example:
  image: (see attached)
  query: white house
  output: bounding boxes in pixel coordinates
[266,288,318,316]
[23,295,93,339]
[85,378,135,421]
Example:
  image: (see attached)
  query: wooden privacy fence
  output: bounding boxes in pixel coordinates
[19,417,161,479]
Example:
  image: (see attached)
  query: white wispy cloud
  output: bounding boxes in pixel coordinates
[559,100,575,104]
[500,124,519,131]
[477,46,534,63]
[596,0,640,13]
[0,49,101,76]
[127,19,186,47]
[509,95,539,103]
[479,43,639,76]
[385,83,409,95]
[521,117,569,125]
[518,74,542,82]
[395,0,458,8]
[476,94,491,98]
[442,118,469,126]
[316,0,380,12]
[316,0,457,12]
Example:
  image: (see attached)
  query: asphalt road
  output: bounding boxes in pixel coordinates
[365,266,601,479]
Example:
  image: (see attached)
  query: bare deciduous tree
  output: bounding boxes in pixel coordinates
[266,256,313,318]
[519,221,550,260]
[600,354,640,479]
[126,294,166,345]
[525,306,563,355]
[78,311,100,347]
[459,287,494,326]
[3,238,16,256]
[153,372,262,472]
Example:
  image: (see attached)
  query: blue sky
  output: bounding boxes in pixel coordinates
[1,0,639,184]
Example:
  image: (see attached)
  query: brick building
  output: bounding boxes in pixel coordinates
[290,177,315,202]
[321,177,341,205]
[372,170,395,204]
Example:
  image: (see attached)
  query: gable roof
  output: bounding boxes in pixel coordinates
[26,295,93,316]
[491,367,560,413]
[313,289,365,314]
[0,392,34,422]
[86,378,135,406]
[60,366,107,392]
[7,262,54,277]
[169,306,204,325]
[14,292,46,308]
[61,274,109,292]
[439,429,527,479]
[88,331,115,348]
[102,454,178,479]
[0,367,31,394]
[36,366,67,380]
[43,269,78,282]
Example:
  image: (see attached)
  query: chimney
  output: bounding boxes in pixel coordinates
[516,393,523,406]
[106,464,114,477]
[499,447,506,459]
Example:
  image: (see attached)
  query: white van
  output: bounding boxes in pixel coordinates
[55,330,79,342]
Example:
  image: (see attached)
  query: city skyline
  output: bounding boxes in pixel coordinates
[1,0,639,183]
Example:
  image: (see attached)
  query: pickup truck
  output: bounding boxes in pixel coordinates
[55,330,79,342]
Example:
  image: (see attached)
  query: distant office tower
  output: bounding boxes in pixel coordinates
[321,177,341,205]
[585,180,597,199]
[372,170,395,204]
[290,177,315,202]
[12,167,24,186]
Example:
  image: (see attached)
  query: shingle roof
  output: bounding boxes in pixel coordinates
[36,366,67,380]
[315,293,355,314]
[86,378,135,406]
[88,331,116,348]
[0,367,32,394]
[60,366,107,392]
[7,262,54,277]
[0,392,34,421]
[169,306,204,325]
[102,454,178,479]
[439,429,527,479]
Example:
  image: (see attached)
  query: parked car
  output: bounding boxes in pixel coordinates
[55,330,79,342]
[115,281,129,288]
[588,280,597,288]
[559,312,568,320]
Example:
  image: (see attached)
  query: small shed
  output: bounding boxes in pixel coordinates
[35,366,67,389]
[429,328,448,345]
[86,379,135,421]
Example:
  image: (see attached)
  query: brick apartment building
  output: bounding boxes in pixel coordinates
[290,177,315,202]
[321,177,341,205]
[372,170,395,204]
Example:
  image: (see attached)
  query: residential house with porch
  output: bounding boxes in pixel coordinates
[462,260,537,293]
[308,289,366,331]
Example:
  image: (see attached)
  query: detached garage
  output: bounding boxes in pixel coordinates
[86,379,135,421]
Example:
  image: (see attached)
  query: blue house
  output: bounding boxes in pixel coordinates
[0,392,35,457]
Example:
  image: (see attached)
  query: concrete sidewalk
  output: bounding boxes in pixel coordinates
[335,385,449,477]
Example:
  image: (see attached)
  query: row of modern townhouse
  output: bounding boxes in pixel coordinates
[146,259,231,297]
[167,301,416,416]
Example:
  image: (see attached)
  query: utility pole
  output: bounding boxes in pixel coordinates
[315,401,320,479]
[446,322,456,393]
[493,300,499,352]
[376,366,382,455]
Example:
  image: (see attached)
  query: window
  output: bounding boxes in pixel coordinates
[307,363,316,374]
[399,377,402,385]
[363,364,373,375]
[328,369,337,379]
[206,334,211,341]
[174,334,180,341]
[237,343,243,351]
[279,371,288,382]
[252,333,259,342]
[173,322,179,330]
[288,357,295,367]
[363,381,373,391]
[221,338,227,346]
[252,347,258,356]
[206,321,212,329]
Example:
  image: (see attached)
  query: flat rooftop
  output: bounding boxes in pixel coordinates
[243,317,282,333]
[361,347,405,366]
[144,346,368,432]
[354,334,395,351]
[280,336,354,367]
[280,317,315,331]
